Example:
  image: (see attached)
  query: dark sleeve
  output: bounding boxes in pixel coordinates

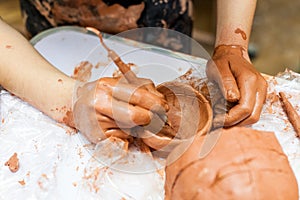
[137,0,194,53]
[20,0,55,38]
[138,0,193,36]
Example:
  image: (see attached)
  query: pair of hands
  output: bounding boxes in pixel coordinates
[72,45,267,143]
[72,76,169,144]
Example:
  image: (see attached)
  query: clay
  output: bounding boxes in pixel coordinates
[49,0,144,34]
[86,27,212,149]
[234,28,247,40]
[71,61,93,82]
[4,153,19,173]
[62,110,75,128]
[86,27,140,83]
[18,179,26,186]
[141,81,212,151]
[165,127,299,200]
[70,41,169,144]
[279,92,300,137]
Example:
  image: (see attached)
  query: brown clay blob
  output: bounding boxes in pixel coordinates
[234,28,247,40]
[71,61,94,82]
[141,81,212,151]
[279,92,300,137]
[4,152,19,173]
[164,127,299,200]
[165,127,298,200]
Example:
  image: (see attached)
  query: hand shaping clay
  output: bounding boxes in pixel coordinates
[141,81,212,152]
[165,127,299,200]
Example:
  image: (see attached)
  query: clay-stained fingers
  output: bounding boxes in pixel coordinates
[97,113,138,129]
[94,92,153,127]
[104,129,132,140]
[222,70,258,126]
[206,59,240,102]
[133,77,165,98]
[213,70,267,127]
[145,83,165,98]
[96,77,169,112]
[237,77,268,126]
[111,83,169,112]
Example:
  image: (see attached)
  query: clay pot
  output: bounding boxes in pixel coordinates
[165,127,299,200]
[141,81,213,152]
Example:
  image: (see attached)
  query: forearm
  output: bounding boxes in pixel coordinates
[215,0,257,49]
[0,19,75,125]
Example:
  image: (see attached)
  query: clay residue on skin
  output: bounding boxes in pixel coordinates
[214,44,245,58]
[5,153,19,173]
[234,28,247,40]
[71,61,93,82]
[62,110,76,129]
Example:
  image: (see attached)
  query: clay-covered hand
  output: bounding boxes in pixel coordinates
[72,77,169,144]
[206,45,268,127]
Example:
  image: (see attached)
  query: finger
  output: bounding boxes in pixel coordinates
[96,78,169,112]
[206,59,240,102]
[143,113,167,134]
[112,83,169,112]
[94,90,153,126]
[121,75,165,98]
[96,113,138,129]
[237,78,268,126]
[145,84,165,98]
[223,69,258,126]
[137,79,165,98]
[104,129,132,140]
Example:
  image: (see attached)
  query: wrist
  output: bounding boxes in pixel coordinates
[50,76,76,128]
[214,23,250,49]
[213,44,251,62]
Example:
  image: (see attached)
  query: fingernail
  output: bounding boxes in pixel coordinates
[164,103,169,111]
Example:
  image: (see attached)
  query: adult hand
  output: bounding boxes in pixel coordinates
[206,45,268,127]
[72,77,169,144]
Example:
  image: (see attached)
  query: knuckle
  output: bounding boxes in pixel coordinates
[240,106,252,116]
[131,110,151,125]
[97,77,116,87]
[131,89,143,103]
[247,73,258,83]
[248,115,260,124]
[98,77,109,84]
[261,78,268,88]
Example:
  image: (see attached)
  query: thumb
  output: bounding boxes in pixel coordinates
[206,59,240,102]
